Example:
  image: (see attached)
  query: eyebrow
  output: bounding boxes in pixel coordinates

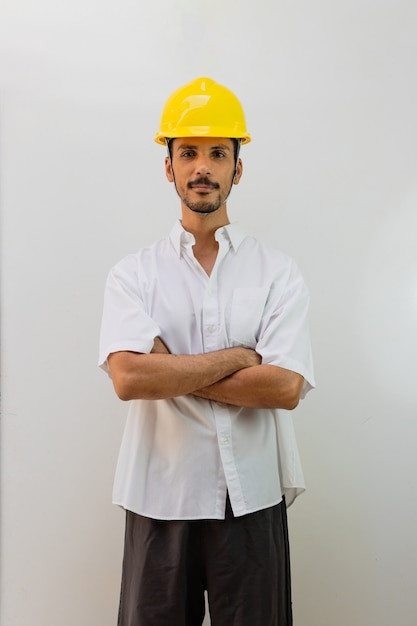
[175,143,232,152]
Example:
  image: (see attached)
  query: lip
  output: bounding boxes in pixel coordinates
[190,185,215,193]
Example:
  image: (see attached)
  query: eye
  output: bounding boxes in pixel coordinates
[180,150,195,158]
[213,151,226,158]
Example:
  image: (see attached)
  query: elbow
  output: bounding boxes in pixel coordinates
[282,393,300,411]
[262,388,300,410]
[111,369,144,401]
[275,374,304,410]
[112,371,165,401]
[108,352,150,401]
[112,375,135,401]
[282,376,304,410]
[115,389,133,402]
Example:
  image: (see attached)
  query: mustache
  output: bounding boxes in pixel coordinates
[188,177,220,190]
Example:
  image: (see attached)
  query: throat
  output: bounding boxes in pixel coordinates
[192,243,219,276]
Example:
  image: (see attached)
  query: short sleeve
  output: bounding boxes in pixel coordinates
[98,255,161,375]
[256,260,315,398]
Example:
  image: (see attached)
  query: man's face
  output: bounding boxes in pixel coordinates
[165,137,242,215]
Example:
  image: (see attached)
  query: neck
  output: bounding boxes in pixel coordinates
[181,204,230,245]
[181,206,230,276]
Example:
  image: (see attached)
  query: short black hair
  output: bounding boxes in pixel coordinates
[232,138,241,163]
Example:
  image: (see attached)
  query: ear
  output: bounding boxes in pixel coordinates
[165,157,174,182]
[233,158,243,185]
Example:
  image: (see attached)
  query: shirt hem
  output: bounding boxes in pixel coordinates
[112,492,304,520]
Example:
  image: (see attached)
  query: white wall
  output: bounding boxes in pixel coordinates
[1,1,416,625]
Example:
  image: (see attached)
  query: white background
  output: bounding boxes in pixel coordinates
[1,1,416,625]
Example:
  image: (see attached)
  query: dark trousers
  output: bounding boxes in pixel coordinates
[118,497,292,626]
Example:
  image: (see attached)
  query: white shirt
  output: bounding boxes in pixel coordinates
[99,221,315,519]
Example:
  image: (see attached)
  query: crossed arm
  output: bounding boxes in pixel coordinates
[108,338,304,410]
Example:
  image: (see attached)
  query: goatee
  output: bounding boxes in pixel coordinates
[184,177,222,213]
[184,197,223,214]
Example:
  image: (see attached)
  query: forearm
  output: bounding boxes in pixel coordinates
[108,346,260,401]
[192,364,305,410]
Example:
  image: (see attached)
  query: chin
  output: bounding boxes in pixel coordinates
[186,195,224,214]
[190,205,220,214]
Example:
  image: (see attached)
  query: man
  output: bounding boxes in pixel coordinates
[99,77,315,626]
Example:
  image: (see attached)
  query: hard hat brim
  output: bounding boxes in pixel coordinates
[155,130,251,146]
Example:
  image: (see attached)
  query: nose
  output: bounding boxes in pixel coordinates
[195,156,211,176]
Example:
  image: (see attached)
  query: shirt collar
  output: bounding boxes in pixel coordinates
[169,220,247,257]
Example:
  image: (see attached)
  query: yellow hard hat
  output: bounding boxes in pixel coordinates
[155,77,251,145]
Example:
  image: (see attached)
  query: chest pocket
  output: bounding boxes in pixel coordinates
[229,287,270,348]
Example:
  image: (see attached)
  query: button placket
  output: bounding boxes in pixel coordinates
[198,234,244,506]
[201,237,229,353]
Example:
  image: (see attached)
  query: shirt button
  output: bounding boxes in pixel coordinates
[207,325,215,333]
[221,437,229,445]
